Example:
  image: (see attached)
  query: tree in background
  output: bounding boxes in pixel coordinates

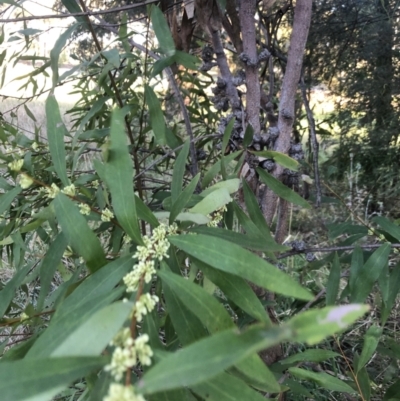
[1,1,400,401]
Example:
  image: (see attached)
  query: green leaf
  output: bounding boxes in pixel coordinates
[195,259,271,324]
[135,195,159,228]
[37,233,68,311]
[26,256,133,358]
[349,246,363,294]
[0,356,106,401]
[46,94,69,186]
[171,140,190,204]
[242,124,254,148]
[0,186,21,216]
[288,304,369,345]
[168,234,313,300]
[381,261,400,323]
[0,263,32,317]
[50,23,79,87]
[145,85,167,145]
[152,55,175,77]
[242,180,271,239]
[162,272,208,346]
[373,216,400,242]
[200,178,240,197]
[53,194,107,273]
[350,243,391,303]
[170,174,200,224]
[189,188,231,215]
[252,150,299,171]
[138,324,292,395]
[158,268,233,333]
[257,168,310,209]
[326,252,341,305]
[280,349,340,365]
[104,108,142,244]
[173,51,200,70]
[355,363,371,401]
[51,302,132,357]
[289,367,356,393]
[384,378,400,401]
[356,325,382,373]
[188,226,286,252]
[192,372,270,401]
[202,150,242,188]
[150,5,175,56]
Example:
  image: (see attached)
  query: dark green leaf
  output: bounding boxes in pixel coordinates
[46,94,69,186]
[196,259,271,324]
[150,5,175,56]
[168,234,313,300]
[0,186,21,216]
[356,325,382,373]
[280,349,340,365]
[350,243,391,303]
[170,174,200,224]
[138,324,292,395]
[289,367,356,393]
[145,85,167,145]
[252,150,299,171]
[53,194,107,273]
[104,108,142,244]
[0,263,32,317]
[384,378,400,401]
[37,233,68,311]
[373,216,400,242]
[171,140,190,204]
[242,124,254,148]
[326,252,341,305]
[257,168,310,209]
[0,356,106,401]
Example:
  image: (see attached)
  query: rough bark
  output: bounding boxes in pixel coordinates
[262,0,313,243]
[239,0,261,134]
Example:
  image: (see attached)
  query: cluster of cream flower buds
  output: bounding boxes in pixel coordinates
[104,223,178,401]
[207,205,227,227]
[123,223,178,292]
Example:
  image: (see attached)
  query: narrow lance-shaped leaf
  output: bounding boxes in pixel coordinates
[50,23,79,87]
[150,5,175,56]
[251,150,299,171]
[326,252,341,305]
[104,108,142,244]
[0,356,106,401]
[356,325,382,373]
[0,186,21,216]
[145,85,167,145]
[257,167,310,209]
[53,193,107,273]
[170,173,200,224]
[288,367,356,393]
[169,234,313,301]
[189,188,232,215]
[350,243,391,303]
[46,94,69,186]
[171,140,190,204]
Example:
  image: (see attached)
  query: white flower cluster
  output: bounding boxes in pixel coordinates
[19,173,33,189]
[207,205,227,227]
[103,383,145,401]
[105,330,153,381]
[61,184,76,196]
[133,293,159,322]
[45,183,60,199]
[79,203,91,215]
[8,159,23,172]
[101,208,114,222]
[123,223,177,293]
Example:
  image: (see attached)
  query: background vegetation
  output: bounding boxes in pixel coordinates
[0,0,400,400]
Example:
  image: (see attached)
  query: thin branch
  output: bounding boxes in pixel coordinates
[277,242,400,259]
[94,15,199,178]
[0,1,159,23]
[300,76,322,207]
